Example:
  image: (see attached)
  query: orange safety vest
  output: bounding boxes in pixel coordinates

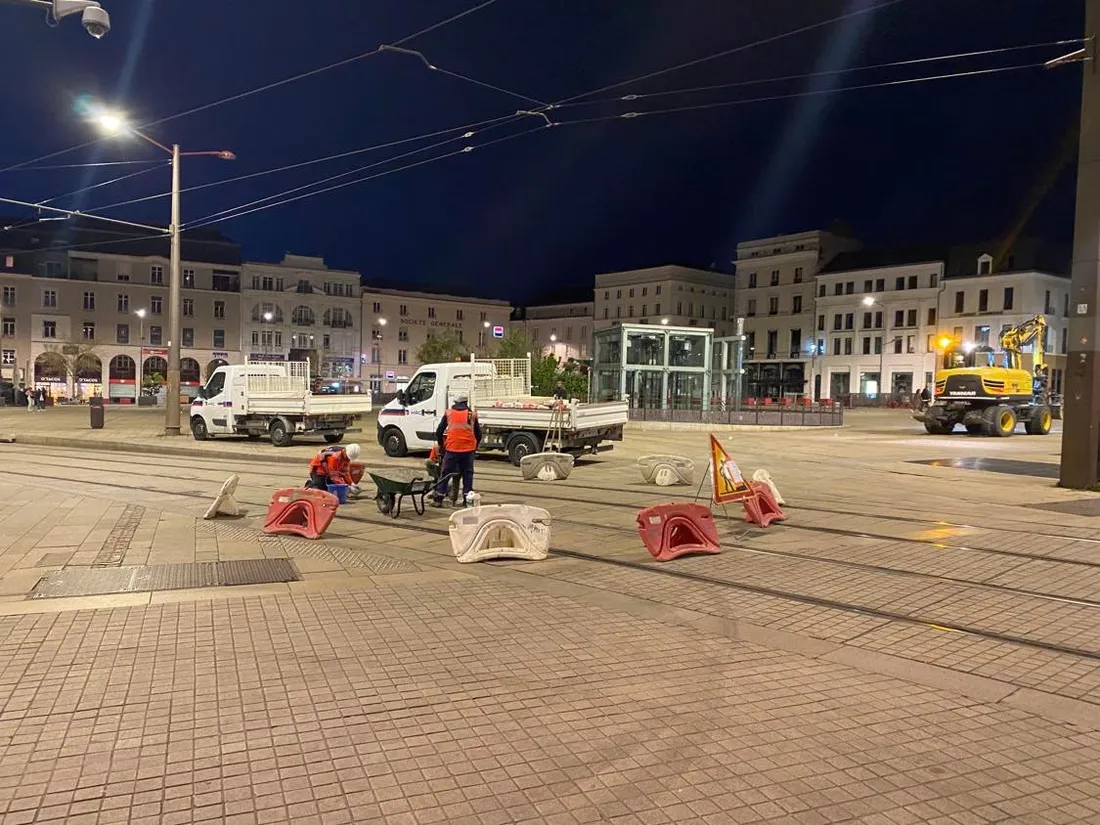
[444,408,477,453]
[308,446,350,482]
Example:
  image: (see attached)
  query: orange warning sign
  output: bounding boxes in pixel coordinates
[710,434,752,504]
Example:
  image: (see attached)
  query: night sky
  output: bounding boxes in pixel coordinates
[0,0,1085,304]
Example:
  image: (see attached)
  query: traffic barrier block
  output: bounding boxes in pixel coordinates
[638,455,694,486]
[263,487,339,540]
[449,504,551,563]
[751,468,785,505]
[636,503,721,561]
[203,474,245,520]
[520,451,575,481]
[742,481,786,528]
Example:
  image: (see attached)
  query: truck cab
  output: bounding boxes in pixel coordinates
[376,363,484,457]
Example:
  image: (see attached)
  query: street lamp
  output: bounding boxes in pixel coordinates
[374,318,386,398]
[7,0,111,38]
[862,296,887,400]
[135,307,146,396]
[660,318,669,325]
[94,108,234,436]
[262,311,273,359]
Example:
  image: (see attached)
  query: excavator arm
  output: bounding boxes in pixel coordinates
[999,315,1047,372]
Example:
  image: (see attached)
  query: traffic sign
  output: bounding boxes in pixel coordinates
[492,325,505,338]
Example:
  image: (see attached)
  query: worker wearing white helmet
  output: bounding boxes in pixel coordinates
[306,442,361,492]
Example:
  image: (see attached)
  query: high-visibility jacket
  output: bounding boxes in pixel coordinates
[443,408,478,452]
[308,446,351,484]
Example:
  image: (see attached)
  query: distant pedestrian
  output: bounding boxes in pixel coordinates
[553,380,569,400]
[23,386,32,412]
[35,387,45,411]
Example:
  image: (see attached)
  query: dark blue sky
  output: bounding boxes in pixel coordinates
[0,0,1085,303]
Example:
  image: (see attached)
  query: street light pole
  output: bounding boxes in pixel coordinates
[166,144,182,434]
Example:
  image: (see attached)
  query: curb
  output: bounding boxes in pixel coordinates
[625,422,843,433]
[10,433,306,465]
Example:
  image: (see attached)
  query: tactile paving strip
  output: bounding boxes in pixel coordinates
[29,559,300,599]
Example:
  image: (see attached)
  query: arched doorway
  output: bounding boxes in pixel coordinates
[75,354,102,400]
[108,354,137,403]
[206,359,228,381]
[180,357,201,399]
[143,356,168,393]
[34,352,66,402]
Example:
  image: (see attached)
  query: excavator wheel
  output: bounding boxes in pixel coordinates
[1026,405,1053,435]
[924,420,952,435]
[990,405,1017,437]
[965,423,984,436]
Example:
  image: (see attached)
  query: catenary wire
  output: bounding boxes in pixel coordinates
[181,115,525,228]
[0,232,172,259]
[4,160,167,172]
[0,196,165,233]
[80,112,523,215]
[549,39,1087,109]
[36,162,169,206]
[185,125,548,231]
[0,0,504,174]
[548,62,1051,125]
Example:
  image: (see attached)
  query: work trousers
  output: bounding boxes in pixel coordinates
[435,449,475,500]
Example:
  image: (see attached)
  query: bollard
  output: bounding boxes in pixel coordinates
[89,396,104,430]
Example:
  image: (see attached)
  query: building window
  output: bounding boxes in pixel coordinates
[262,276,274,291]
[151,265,164,285]
[875,279,884,292]
[182,328,194,348]
[655,285,662,295]
[818,284,826,298]
[182,268,195,288]
[1,349,14,365]
[844,338,852,355]
[844,313,854,330]
[397,349,408,365]
[43,289,57,308]
[893,338,903,354]
[117,324,129,344]
[1064,293,1070,318]
[1,286,14,307]
[863,312,872,329]
[116,268,130,282]
[182,298,194,317]
[927,308,937,325]
[978,289,989,312]
[83,292,95,311]
[603,308,609,319]
[640,304,647,317]
[894,310,904,328]
[794,267,804,283]
[653,304,660,317]
[833,313,842,331]
[875,312,883,329]
[2,256,11,269]
[927,334,936,351]
[1003,287,1014,311]
[372,302,383,314]
[863,280,872,293]
[833,338,841,356]
[322,334,331,349]
[976,325,991,346]
[874,336,882,355]
[834,283,843,296]
[817,314,825,332]
[1045,290,1052,314]
[400,304,408,317]
[792,295,802,314]
[214,301,225,319]
[930,274,938,287]
[149,326,163,345]
[42,321,56,339]
[398,328,408,342]
[118,294,130,313]
[954,291,964,313]
[628,305,634,317]
[1,317,14,336]
[907,275,917,289]
[82,322,95,341]
[907,335,915,354]
[213,329,225,348]
[748,273,757,289]
[251,330,259,347]
[628,289,634,298]
[862,337,871,355]
[770,270,779,286]
[978,256,992,275]
[456,309,464,321]
[895,277,904,291]
[906,309,917,327]
[768,297,778,316]
[846,282,854,295]
[151,296,163,315]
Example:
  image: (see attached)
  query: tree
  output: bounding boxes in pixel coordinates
[42,342,101,396]
[495,330,537,359]
[416,331,468,365]
[489,331,588,399]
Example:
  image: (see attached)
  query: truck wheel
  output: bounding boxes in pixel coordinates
[269,420,293,447]
[324,432,345,444]
[190,417,209,441]
[507,432,541,466]
[382,427,407,458]
[1026,405,1053,435]
[990,405,1017,437]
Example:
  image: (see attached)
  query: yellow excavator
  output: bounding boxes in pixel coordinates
[914,314,1055,437]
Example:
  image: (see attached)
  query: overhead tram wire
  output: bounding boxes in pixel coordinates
[80,112,524,216]
[35,162,169,207]
[0,195,166,234]
[5,160,167,172]
[0,0,505,174]
[183,124,549,232]
[0,232,176,259]
[177,115,527,229]
[547,39,1089,110]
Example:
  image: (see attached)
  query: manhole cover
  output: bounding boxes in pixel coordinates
[909,457,1059,479]
[30,559,299,599]
[1028,499,1100,517]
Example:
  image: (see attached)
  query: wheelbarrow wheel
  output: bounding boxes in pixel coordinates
[376,493,396,515]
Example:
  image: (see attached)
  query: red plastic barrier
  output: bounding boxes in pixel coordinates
[636,503,721,562]
[263,488,339,540]
[349,462,366,485]
[742,481,786,528]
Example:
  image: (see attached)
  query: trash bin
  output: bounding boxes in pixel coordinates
[89,396,104,430]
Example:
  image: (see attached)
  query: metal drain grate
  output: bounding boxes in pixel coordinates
[30,559,299,599]
[1027,499,1100,517]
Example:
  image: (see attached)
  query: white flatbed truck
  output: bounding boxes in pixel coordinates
[376,357,628,465]
[189,361,372,447]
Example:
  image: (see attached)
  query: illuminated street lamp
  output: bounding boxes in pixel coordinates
[135,308,146,395]
[94,108,234,435]
[374,318,387,397]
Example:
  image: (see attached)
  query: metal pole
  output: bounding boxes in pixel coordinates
[1061,11,1100,487]
[165,144,182,435]
[878,339,885,407]
[735,317,744,412]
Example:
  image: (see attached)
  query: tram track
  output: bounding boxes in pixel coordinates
[6,455,1100,663]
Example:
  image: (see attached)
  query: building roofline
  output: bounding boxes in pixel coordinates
[362,286,511,306]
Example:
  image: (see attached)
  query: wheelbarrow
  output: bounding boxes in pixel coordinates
[426,458,461,506]
[368,471,457,518]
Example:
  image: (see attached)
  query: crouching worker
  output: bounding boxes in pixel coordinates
[433,395,480,507]
[306,442,361,494]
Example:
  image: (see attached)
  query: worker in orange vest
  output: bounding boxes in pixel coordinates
[432,394,481,506]
[306,443,360,492]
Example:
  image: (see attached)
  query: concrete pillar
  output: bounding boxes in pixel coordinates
[1061,16,1100,487]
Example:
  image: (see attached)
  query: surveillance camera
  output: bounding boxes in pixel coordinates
[82,5,110,38]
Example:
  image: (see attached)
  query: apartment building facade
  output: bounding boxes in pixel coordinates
[510,301,594,360]
[0,221,243,401]
[593,265,736,337]
[362,288,512,394]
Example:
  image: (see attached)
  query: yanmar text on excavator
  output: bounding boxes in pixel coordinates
[914,315,1060,437]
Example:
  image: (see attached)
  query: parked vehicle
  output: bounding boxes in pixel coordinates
[190,361,371,447]
[377,357,628,466]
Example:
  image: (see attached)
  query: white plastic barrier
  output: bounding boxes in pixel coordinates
[638,455,694,486]
[520,452,575,481]
[449,504,551,563]
[752,468,785,505]
[204,475,245,519]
